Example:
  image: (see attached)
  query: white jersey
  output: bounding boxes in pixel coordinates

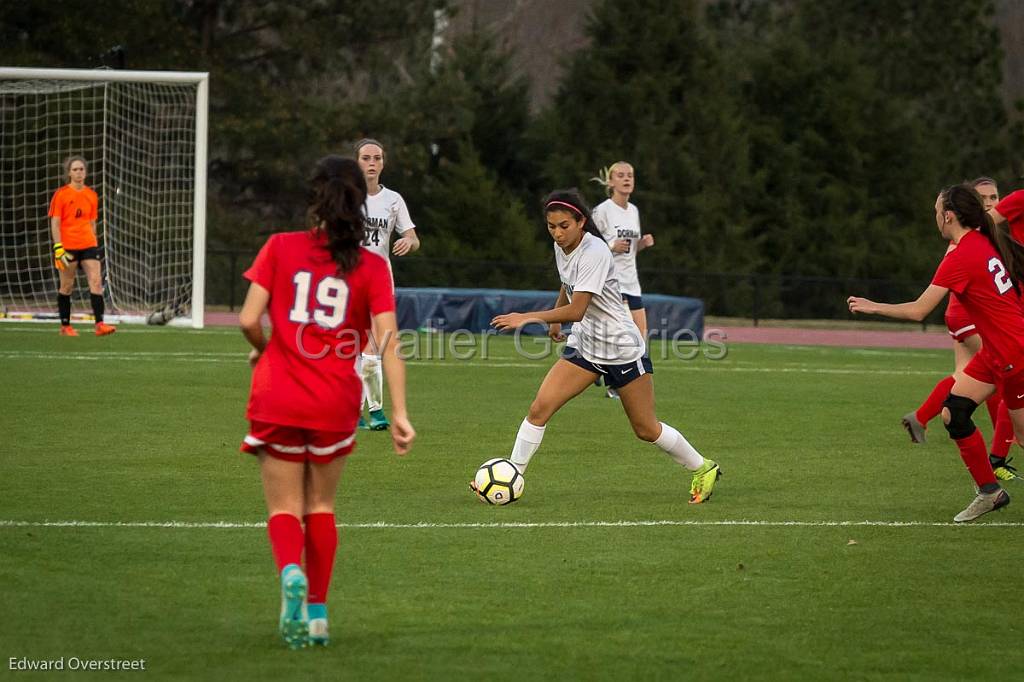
[556,232,645,365]
[592,198,642,296]
[362,186,415,261]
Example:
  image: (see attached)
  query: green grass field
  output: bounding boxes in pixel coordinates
[1,325,1022,681]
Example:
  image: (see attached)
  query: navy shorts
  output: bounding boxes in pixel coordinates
[622,293,644,311]
[561,346,653,389]
[67,246,102,262]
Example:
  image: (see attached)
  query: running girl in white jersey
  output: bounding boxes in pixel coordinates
[592,162,654,332]
[479,189,721,504]
[591,161,654,398]
[355,138,420,430]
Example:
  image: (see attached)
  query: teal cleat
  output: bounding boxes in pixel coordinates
[307,603,329,646]
[368,409,390,431]
[357,416,369,430]
[278,564,309,650]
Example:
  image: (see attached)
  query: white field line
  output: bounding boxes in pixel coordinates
[0,350,941,376]
[0,519,1021,529]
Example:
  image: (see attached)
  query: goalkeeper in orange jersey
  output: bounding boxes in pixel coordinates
[49,155,115,336]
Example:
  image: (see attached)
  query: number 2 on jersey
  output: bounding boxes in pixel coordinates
[989,257,1013,294]
[289,271,349,327]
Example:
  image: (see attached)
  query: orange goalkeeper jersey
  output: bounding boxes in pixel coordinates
[48,184,99,249]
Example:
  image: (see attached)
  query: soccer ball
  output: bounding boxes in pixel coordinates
[473,458,524,505]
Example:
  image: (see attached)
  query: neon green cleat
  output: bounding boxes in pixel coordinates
[689,459,722,504]
[990,455,1019,482]
[368,409,390,431]
[278,564,309,650]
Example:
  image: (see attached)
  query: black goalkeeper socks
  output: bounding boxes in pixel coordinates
[90,293,105,323]
[57,293,71,325]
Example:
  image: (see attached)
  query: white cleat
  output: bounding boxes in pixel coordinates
[953,488,1010,523]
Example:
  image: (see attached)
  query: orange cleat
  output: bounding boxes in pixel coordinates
[59,325,79,337]
[95,322,117,336]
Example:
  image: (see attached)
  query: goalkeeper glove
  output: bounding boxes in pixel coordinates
[54,242,72,270]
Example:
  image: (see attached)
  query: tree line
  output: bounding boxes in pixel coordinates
[2,0,1021,317]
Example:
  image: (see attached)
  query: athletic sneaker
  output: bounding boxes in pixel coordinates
[307,603,329,646]
[606,387,620,399]
[368,409,390,431]
[357,416,369,430]
[278,564,309,650]
[901,412,927,444]
[59,325,78,337]
[94,322,116,336]
[953,488,1010,523]
[990,455,1019,482]
[689,459,722,504]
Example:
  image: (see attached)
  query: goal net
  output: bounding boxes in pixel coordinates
[0,68,208,327]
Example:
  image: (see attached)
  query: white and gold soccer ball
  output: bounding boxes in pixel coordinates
[473,458,524,505]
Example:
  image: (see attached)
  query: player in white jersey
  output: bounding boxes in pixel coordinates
[478,189,721,504]
[356,138,421,430]
[591,161,654,398]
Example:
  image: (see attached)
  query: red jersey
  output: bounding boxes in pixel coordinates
[997,190,1024,244]
[243,230,395,432]
[48,184,99,249]
[932,229,1024,370]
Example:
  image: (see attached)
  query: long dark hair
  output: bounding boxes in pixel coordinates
[307,155,367,275]
[941,183,1024,287]
[541,188,603,239]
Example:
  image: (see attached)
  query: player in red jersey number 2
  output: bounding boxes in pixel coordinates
[238,156,415,648]
[849,184,1024,522]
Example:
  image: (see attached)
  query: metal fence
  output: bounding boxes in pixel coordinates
[207,248,940,326]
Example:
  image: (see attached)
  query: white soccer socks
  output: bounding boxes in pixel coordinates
[360,353,384,412]
[509,418,546,474]
[653,422,704,470]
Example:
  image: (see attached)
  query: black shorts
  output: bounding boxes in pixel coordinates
[66,246,102,262]
[622,293,644,311]
[561,346,653,389]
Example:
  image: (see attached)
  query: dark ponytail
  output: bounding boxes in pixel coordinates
[307,155,367,275]
[942,183,1024,287]
[541,188,603,239]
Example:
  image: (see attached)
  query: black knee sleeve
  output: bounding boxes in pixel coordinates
[943,394,979,440]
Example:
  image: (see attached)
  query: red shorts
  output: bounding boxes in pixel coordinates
[963,349,1024,410]
[240,421,356,463]
[945,310,978,342]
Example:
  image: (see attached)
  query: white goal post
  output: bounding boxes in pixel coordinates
[0,67,208,328]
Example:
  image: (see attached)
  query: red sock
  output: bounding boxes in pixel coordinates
[955,430,997,488]
[985,393,1001,428]
[991,400,1015,458]
[304,513,338,604]
[916,375,955,425]
[267,513,304,573]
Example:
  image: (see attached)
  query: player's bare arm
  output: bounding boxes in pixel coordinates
[392,228,420,256]
[239,281,271,365]
[492,291,593,331]
[547,286,569,341]
[372,310,415,454]
[847,284,948,322]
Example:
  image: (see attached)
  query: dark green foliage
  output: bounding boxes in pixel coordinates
[2,0,1020,317]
